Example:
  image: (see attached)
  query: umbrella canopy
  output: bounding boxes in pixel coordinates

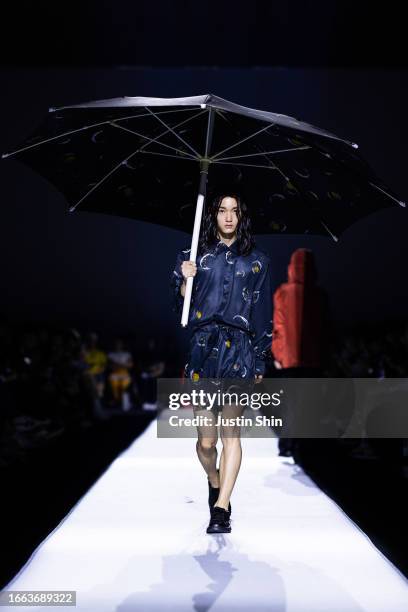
[2,93,405,241]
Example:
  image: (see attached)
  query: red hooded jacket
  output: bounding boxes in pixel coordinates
[272,249,329,369]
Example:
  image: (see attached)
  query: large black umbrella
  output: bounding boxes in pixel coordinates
[2,93,405,326]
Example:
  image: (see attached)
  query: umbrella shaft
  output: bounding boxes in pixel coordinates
[181,109,214,328]
[181,171,207,327]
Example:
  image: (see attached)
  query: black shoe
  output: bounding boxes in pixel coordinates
[278,449,293,457]
[208,469,231,514]
[279,438,294,457]
[206,505,231,534]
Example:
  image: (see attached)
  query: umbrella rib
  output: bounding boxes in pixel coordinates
[68,137,202,213]
[216,145,339,239]
[216,110,339,240]
[67,118,203,213]
[270,158,340,241]
[144,106,201,158]
[211,123,276,160]
[212,160,277,170]
[1,107,201,159]
[234,134,340,240]
[138,150,198,162]
[314,150,407,209]
[251,145,291,180]
[67,149,141,212]
[214,109,297,182]
[215,145,311,162]
[368,181,406,207]
[271,162,340,240]
[137,109,207,154]
[260,149,340,241]
[110,122,198,160]
[318,219,339,241]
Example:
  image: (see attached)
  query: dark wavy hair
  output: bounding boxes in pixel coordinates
[198,193,255,256]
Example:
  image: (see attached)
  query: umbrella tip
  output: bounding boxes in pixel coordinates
[49,107,56,112]
[68,206,75,213]
[399,201,406,208]
[351,142,359,148]
[1,152,9,159]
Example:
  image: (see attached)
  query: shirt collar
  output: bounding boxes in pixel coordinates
[216,238,239,254]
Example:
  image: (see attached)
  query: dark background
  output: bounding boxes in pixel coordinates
[1,1,408,354]
[1,0,407,69]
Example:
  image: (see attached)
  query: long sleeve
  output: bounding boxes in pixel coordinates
[170,250,186,314]
[250,260,273,376]
[170,248,196,315]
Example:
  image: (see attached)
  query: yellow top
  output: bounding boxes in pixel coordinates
[84,349,107,375]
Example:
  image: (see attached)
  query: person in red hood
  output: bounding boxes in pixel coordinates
[272,248,330,457]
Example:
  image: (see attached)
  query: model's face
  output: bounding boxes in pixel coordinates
[216,197,239,236]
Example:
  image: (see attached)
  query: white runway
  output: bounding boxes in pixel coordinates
[2,408,408,611]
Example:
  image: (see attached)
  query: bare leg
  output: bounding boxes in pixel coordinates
[219,444,226,487]
[215,403,244,510]
[195,409,219,487]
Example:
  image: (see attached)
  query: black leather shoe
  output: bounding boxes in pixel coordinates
[278,449,293,457]
[206,505,231,534]
[208,469,231,514]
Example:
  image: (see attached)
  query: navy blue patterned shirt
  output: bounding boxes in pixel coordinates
[171,238,273,375]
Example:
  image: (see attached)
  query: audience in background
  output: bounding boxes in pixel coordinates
[0,323,171,467]
[83,332,107,400]
[107,337,134,411]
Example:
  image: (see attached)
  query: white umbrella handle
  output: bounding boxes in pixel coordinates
[181,192,205,327]
[180,108,214,328]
